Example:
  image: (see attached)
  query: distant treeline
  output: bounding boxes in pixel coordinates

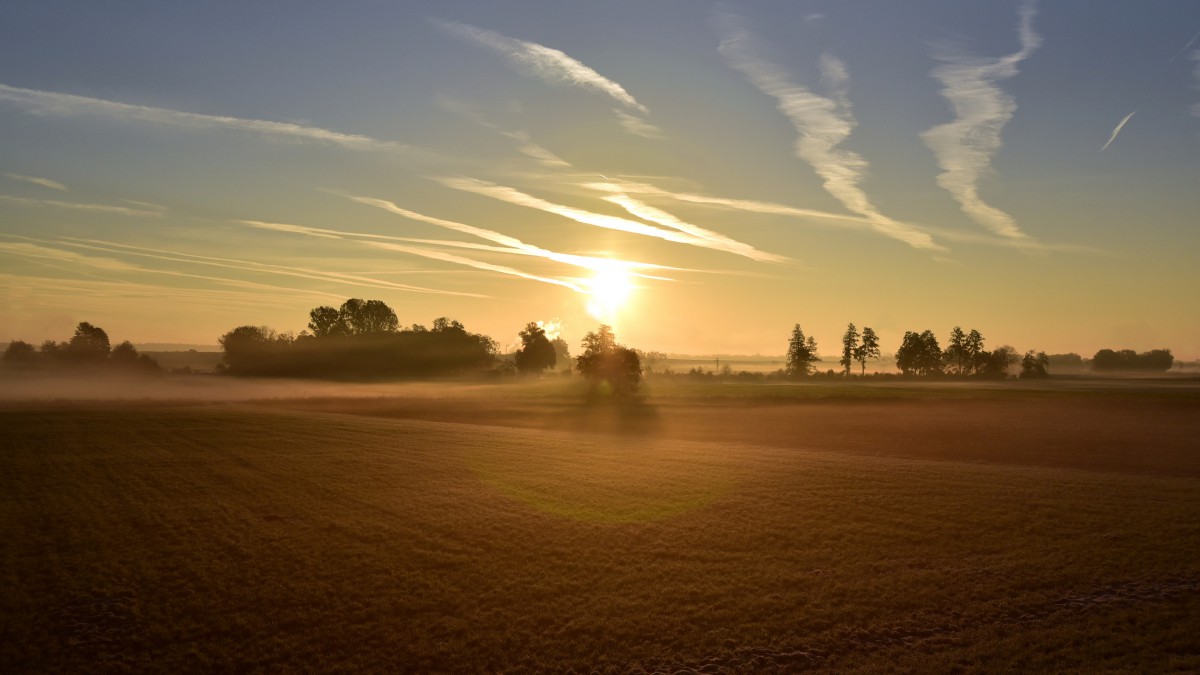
[2,322,161,374]
[219,299,500,379]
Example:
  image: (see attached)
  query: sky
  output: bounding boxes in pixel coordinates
[1,1,1198,358]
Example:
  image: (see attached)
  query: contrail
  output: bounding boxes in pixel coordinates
[1101,110,1137,151]
[921,1,1041,240]
[0,82,403,151]
[438,176,791,259]
[2,172,68,191]
[1169,29,1200,62]
[341,193,676,274]
[434,19,648,114]
[713,11,941,251]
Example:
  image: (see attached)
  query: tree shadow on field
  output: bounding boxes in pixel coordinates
[550,395,662,436]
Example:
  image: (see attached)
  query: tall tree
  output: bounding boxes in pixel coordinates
[896,330,943,376]
[307,306,345,338]
[840,323,859,376]
[339,299,398,335]
[67,322,111,362]
[1020,350,1049,378]
[576,325,641,397]
[786,324,819,378]
[854,327,881,375]
[2,341,38,367]
[965,329,986,375]
[943,326,968,375]
[551,336,571,371]
[514,322,556,375]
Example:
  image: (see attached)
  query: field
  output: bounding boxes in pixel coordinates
[2,378,1199,671]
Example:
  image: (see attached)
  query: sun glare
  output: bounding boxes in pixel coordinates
[585,267,635,323]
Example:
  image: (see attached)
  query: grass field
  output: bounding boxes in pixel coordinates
[2,378,1199,671]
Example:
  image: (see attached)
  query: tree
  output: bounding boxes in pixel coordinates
[67,322,110,362]
[944,326,968,375]
[307,306,345,338]
[219,325,283,374]
[896,330,943,376]
[979,345,1019,378]
[339,298,398,335]
[785,324,819,378]
[551,336,571,371]
[854,327,881,375]
[110,340,140,366]
[575,325,641,397]
[2,341,38,367]
[514,322,556,375]
[840,323,859,376]
[1020,350,1049,378]
[965,329,986,375]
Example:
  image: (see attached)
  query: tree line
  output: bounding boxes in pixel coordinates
[217,298,643,393]
[1,322,161,373]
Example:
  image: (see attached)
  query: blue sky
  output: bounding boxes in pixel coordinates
[1,1,1198,357]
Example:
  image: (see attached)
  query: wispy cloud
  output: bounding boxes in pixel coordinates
[364,241,584,292]
[613,109,664,139]
[0,82,402,151]
[921,1,1041,240]
[600,193,785,262]
[341,192,676,275]
[438,176,789,260]
[0,237,348,301]
[1101,110,1136,151]
[0,194,163,217]
[243,219,587,293]
[1169,30,1200,62]
[587,179,1100,255]
[3,172,67,191]
[57,236,484,298]
[713,12,941,252]
[434,20,648,114]
[434,96,571,167]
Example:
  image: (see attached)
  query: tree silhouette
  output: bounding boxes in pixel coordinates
[854,327,881,375]
[551,336,571,371]
[339,298,398,335]
[1020,350,1049,378]
[307,306,345,338]
[840,323,859,376]
[2,341,38,367]
[68,322,110,362]
[514,322,556,375]
[944,326,968,375]
[896,330,943,376]
[576,325,641,397]
[786,324,819,379]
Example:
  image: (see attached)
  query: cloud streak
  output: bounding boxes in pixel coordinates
[58,236,484,298]
[613,109,664,139]
[435,20,648,114]
[243,219,585,293]
[0,82,402,151]
[3,172,68,191]
[0,194,163,217]
[713,12,940,251]
[921,1,1041,240]
[1101,110,1136,151]
[438,176,787,260]
[341,193,677,274]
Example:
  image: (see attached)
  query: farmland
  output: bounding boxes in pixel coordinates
[2,378,1199,671]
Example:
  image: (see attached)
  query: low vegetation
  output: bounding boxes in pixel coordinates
[2,383,1198,671]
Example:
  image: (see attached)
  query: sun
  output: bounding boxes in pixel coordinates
[585,267,635,323]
